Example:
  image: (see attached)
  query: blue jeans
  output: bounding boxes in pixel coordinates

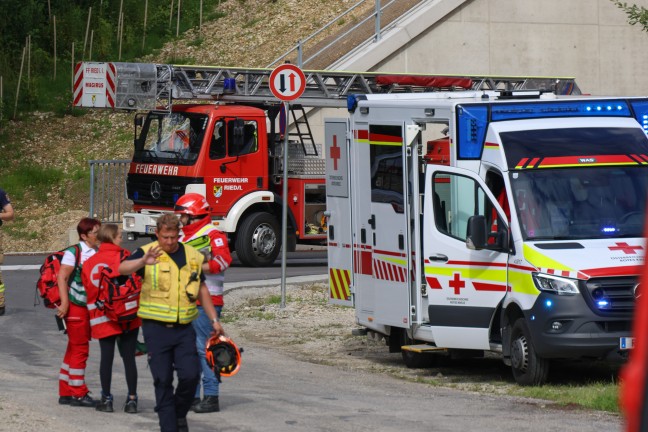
[192,305,222,398]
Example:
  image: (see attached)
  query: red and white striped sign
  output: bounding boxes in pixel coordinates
[73,62,116,108]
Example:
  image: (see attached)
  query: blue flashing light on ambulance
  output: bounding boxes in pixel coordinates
[326,90,647,385]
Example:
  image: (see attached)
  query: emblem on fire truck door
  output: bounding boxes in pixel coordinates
[213,185,223,198]
[150,181,162,199]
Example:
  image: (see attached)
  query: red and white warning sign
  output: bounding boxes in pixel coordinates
[269,64,306,102]
[73,62,116,108]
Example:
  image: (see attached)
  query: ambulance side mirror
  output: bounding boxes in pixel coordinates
[466,215,487,250]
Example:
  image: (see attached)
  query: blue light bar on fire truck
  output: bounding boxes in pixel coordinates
[457,98,648,159]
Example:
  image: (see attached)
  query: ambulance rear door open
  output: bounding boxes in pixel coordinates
[325,119,354,307]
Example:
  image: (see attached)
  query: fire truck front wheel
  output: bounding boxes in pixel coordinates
[235,212,281,267]
[509,318,550,386]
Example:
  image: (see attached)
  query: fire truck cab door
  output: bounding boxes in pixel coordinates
[367,123,412,328]
[425,166,509,350]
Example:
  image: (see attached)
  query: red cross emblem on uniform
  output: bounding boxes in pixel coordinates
[608,242,643,255]
[329,135,341,171]
[449,273,465,295]
[90,263,109,288]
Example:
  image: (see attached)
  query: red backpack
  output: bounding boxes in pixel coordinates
[96,266,142,322]
[36,245,81,309]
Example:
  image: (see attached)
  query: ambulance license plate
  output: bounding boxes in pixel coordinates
[145,225,156,234]
[620,337,635,350]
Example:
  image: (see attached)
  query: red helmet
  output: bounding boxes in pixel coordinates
[174,193,209,216]
[205,335,242,379]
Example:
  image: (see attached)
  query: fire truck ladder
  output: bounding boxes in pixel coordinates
[289,105,318,156]
[83,62,582,111]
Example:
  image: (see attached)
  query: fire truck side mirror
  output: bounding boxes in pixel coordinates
[466,215,487,250]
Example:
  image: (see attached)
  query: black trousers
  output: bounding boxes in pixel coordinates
[98,327,139,397]
[142,320,200,432]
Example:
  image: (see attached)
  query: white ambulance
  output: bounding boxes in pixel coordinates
[325,90,647,385]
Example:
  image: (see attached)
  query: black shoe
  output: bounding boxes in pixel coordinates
[193,395,219,413]
[70,393,98,407]
[191,397,200,408]
[177,417,189,432]
[124,396,137,414]
[0,306,5,316]
[58,396,73,405]
[96,394,113,412]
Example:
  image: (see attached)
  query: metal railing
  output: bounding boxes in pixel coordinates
[89,159,131,223]
[266,0,398,69]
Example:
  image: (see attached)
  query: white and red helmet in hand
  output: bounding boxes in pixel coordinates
[174,193,210,216]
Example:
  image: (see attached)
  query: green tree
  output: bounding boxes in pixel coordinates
[612,1,648,31]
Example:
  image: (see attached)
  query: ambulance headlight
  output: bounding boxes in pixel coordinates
[124,216,136,229]
[532,273,579,296]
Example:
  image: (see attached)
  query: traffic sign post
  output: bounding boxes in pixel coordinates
[270,64,306,309]
[269,63,306,101]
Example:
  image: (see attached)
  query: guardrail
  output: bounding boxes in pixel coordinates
[89,159,131,223]
[266,0,398,68]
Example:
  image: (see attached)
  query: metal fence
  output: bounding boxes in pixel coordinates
[89,159,131,223]
[266,0,399,69]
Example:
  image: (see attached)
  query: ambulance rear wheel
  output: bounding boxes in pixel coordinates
[509,318,549,386]
[235,212,281,267]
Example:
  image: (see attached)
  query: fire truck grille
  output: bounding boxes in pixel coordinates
[582,276,638,315]
[126,175,203,206]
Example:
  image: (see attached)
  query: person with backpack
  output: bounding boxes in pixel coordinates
[0,187,14,316]
[118,213,224,432]
[56,217,101,407]
[81,223,140,414]
[174,193,232,414]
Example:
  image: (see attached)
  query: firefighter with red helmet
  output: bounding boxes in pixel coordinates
[174,193,232,414]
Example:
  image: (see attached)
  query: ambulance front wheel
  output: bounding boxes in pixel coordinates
[235,212,281,267]
[509,318,549,386]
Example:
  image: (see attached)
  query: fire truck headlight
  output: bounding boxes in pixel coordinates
[124,216,136,229]
[532,273,579,296]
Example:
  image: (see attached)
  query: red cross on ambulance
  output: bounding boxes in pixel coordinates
[608,242,643,255]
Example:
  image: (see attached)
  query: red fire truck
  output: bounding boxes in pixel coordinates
[74,61,578,266]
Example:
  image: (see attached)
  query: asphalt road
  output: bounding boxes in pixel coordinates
[0,251,623,432]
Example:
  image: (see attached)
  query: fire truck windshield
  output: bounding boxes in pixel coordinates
[134,112,208,166]
[509,166,648,241]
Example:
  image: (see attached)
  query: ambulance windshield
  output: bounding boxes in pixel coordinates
[509,166,648,240]
[133,112,208,166]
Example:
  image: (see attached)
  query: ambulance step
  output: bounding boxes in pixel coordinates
[401,344,447,354]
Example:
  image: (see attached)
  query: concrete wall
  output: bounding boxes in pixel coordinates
[335,0,648,96]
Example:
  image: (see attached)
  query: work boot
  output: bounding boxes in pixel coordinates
[70,393,98,408]
[193,395,220,413]
[58,396,73,405]
[177,417,189,432]
[191,397,200,409]
[95,394,113,412]
[124,395,138,414]
[0,306,5,316]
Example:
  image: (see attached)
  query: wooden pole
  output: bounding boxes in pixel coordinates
[119,12,124,61]
[53,15,57,80]
[169,0,174,29]
[14,46,26,119]
[71,42,75,93]
[176,0,181,37]
[83,7,92,60]
[47,0,51,22]
[89,30,94,61]
[200,0,203,32]
[142,0,148,51]
[27,36,31,87]
[118,0,124,43]
[1,76,4,124]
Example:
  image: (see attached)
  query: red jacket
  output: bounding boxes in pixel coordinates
[82,243,141,339]
[180,216,232,307]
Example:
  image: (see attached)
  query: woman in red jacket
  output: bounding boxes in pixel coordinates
[82,224,141,414]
